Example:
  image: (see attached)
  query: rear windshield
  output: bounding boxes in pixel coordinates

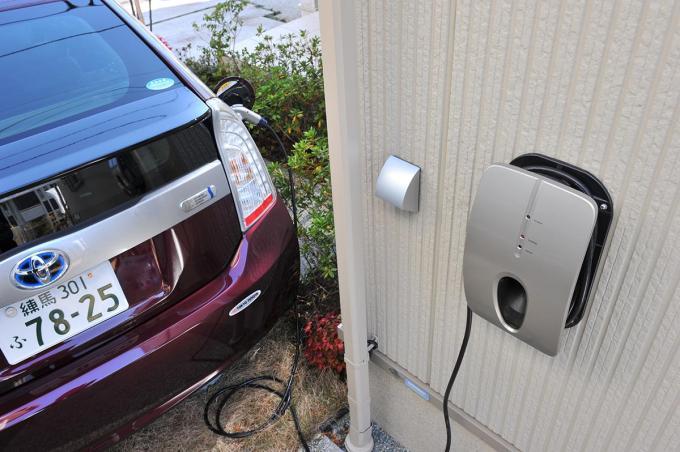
[0,0,180,143]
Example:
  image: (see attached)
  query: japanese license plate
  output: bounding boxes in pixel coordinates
[0,261,128,365]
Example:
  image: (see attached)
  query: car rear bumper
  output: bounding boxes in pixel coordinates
[0,198,299,451]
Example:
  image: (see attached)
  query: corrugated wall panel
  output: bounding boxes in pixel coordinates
[359,0,457,381]
[354,0,680,450]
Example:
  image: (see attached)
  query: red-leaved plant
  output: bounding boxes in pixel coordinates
[303,312,345,374]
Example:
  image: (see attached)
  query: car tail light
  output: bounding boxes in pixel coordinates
[207,98,275,230]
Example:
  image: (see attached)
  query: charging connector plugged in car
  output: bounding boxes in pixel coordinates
[203,78,309,451]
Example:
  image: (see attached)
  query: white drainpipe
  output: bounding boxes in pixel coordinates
[319,2,374,451]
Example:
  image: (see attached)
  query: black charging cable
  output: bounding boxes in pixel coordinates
[261,121,298,231]
[442,306,472,452]
[203,117,309,452]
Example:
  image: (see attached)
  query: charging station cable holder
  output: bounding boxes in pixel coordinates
[463,154,612,356]
[375,155,421,212]
[510,153,614,327]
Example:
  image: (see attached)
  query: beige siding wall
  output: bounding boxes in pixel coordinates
[353,0,680,450]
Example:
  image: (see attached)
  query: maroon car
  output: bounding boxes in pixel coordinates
[0,0,299,449]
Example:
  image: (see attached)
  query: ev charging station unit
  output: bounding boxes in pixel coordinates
[376,153,613,355]
[372,152,613,452]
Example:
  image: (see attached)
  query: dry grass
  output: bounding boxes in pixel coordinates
[113,319,347,451]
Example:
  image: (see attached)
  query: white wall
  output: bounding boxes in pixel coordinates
[347,0,680,450]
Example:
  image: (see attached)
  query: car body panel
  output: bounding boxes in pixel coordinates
[0,195,242,391]
[0,198,298,450]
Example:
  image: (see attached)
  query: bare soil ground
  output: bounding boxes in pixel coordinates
[113,319,347,451]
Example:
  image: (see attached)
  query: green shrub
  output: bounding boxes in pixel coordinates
[183,2,337,291]
[185,26,325,152]
[192,0,248,66]
[232,31,325,156]
[269,128,335,279]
